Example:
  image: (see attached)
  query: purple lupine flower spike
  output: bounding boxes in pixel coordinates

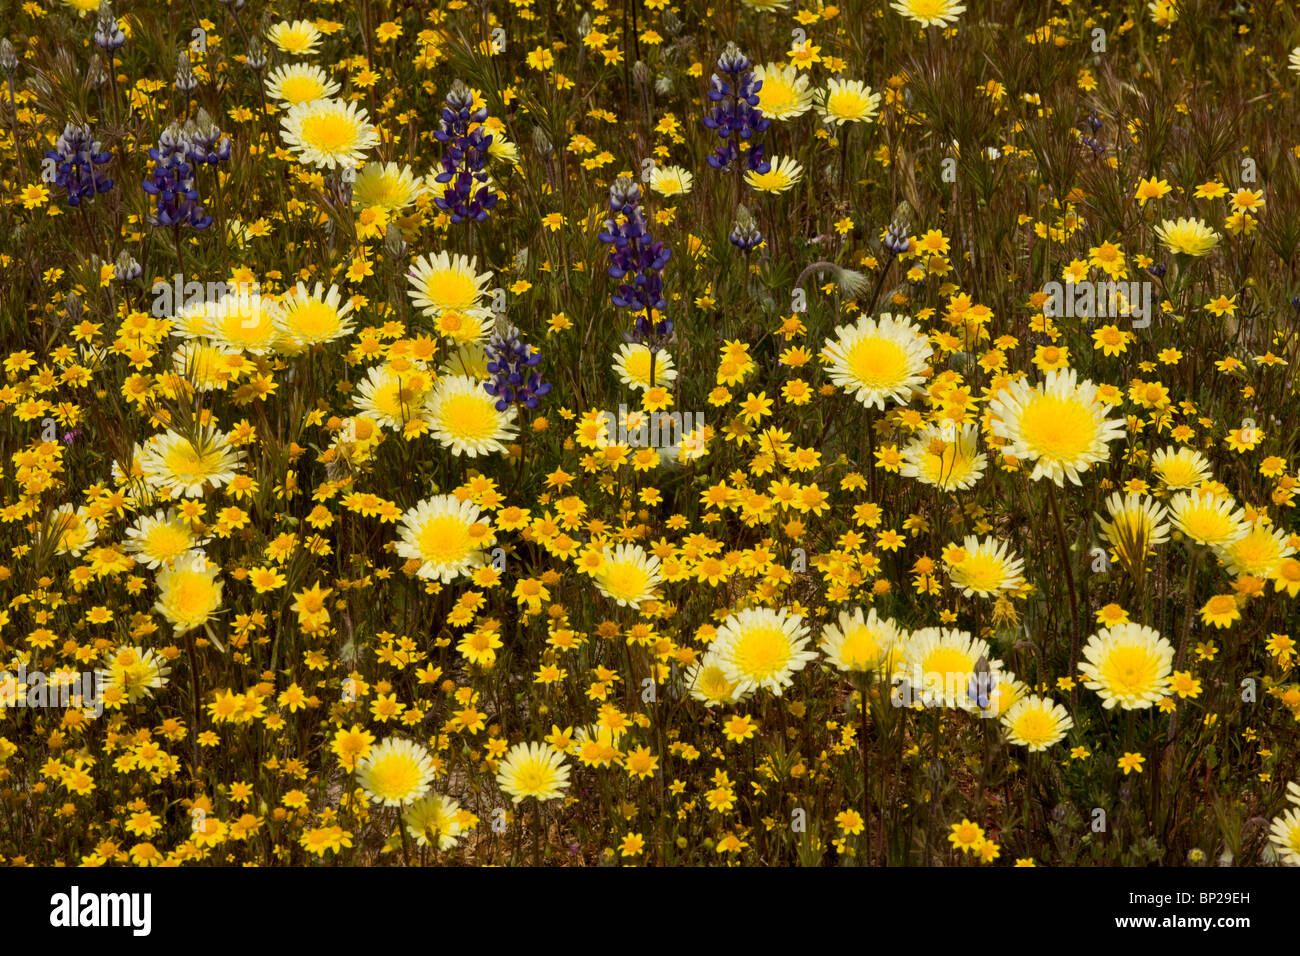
[432,80,498,225]
[45,123,114,207]
[142,123,212,229]
[598,176,673,350]
[484,322,551,411]
[702,43,770,174]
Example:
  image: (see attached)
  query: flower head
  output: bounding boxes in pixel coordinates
[1079,623,1174,710]
[988,368,1125,485]
[357,738,437,806]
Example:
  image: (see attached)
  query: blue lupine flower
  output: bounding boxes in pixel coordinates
[432,80,498,225]
[45,123,114,207]
[484,323,551,411]
[598,176,673,349]
[702,43,770,174]
[142,124,212,230]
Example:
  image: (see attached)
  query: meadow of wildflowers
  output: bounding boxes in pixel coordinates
[2,0,1300,871]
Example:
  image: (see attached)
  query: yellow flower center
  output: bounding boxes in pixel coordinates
[845,337,908,387]
[301,112,357,153]
[422,270,478,311]
[731,625,792,680]
[1018,394,1096,461]
[439,392,498,440]
[417,515,472,564]
[1100,645,1159,694]
[279,76,324,103]
[287,301,340,339]
[368,754,422,800]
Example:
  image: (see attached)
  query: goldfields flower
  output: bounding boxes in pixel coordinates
[899,422,986,491]
[892,0,966,27]
[987,368,1126,485]
[711,607,816,697]
[124,509,202,568]
[425,374,519,456]
[1001,695,1073,751]
[948,818,984,853]
[821,312,931,410]
[1078,622,1174,710]
[1270,807,1300,866]
[744,155,803,193]
[820,607,901,673]
[274,283,355,350]
[1096,492,1170,572]
[264,63,340,106]
[1151,446,1213,489]
[893,627,992,710]
[395,494,495,583]
[1200,594,1240,629]
[496,741,571,803]
[300,826,352,857]
[1154,217,1220,257]
[403,794,470,849]
[352,161,421,212]
[153,551,223,633]
[752,63,813,120]
[816,79,881,126]
[1215,522,1295,578]
[138,425,244,497]
[1168,490,1248,546]
[945,535,1025,597]
[613,343,677,391]
[592,543,663,608]
[356,737,437,806]
[648,164,694,197]
[266,19,323,55]
[280,98,379,170]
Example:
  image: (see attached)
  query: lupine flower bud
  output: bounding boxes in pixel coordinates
[175,52,198,93]
[114,250,142,282]
[94,3,126,52]
[245,36,267,72]
[729,204,763,253]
